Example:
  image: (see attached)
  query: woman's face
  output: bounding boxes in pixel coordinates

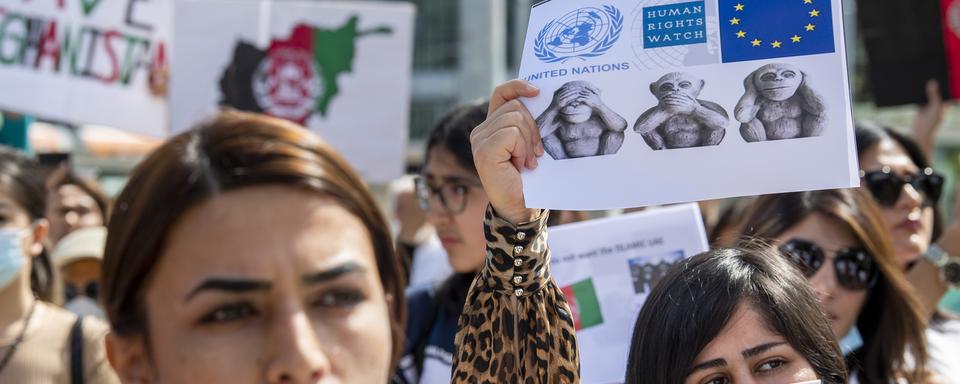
[422,147,489,273]
[859,138,935,264]
[0,186,47,291]
[46,184,104,245]
[110,186,393,383]
[684,303,819,384]
[775,213,868,338]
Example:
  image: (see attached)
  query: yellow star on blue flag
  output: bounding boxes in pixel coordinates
[718,0,835,62]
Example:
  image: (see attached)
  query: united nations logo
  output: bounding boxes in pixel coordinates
[251,47,323,124]
[535,5,623,63]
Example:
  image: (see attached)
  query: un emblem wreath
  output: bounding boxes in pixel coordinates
[535,5,623,63]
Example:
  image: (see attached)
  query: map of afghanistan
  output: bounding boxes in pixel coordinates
[218,16,392,124]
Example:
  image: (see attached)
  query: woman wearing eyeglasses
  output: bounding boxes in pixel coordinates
[397,102,491,383]
[856,123,960,380]
[740,189,933,383]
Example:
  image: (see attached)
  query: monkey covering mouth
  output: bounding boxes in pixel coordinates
[537,81,629,160]
[634,72,729,150]
[735,63,827,142]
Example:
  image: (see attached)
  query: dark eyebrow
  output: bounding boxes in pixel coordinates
[302,262,366,285]
[185,278,271,302]
[742,342,787,358]
[689,358,726,373]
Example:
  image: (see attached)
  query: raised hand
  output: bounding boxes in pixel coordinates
[912,79,948,160]
[578,88,602,110]
[471,80,545,224]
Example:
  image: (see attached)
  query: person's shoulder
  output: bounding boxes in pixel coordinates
[930,312,960,334]
[405,285,438,317]
[36,301,78,329]
[80,315,111,340]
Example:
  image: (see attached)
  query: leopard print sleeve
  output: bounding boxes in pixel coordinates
[451,205,580,383]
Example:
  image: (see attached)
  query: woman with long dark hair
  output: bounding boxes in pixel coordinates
[856,123,960,379]
[626,247,847,384]
[0,147,117,382]
[102,112,405,383]
[740,189,932,383]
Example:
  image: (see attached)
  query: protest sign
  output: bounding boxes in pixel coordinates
[171,0,414,183]
[549,204,709,383]
[518,0,858,209]
[0,0,170,137]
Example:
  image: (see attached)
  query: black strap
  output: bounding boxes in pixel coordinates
[412,296,441,378]
[69,316,84,384]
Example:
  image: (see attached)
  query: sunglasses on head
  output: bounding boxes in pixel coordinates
[778,239,878,291]
[860,166,944,207]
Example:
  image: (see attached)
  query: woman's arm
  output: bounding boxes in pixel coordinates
[451,80,580,383]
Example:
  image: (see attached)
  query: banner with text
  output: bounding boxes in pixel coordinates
[0,0,170,137]
[549,204,709,383]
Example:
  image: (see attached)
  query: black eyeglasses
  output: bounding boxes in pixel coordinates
[778,239,878,291]
[860,166,944,208]
[414,176,482,215]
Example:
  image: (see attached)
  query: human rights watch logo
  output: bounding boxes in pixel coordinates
[535,5,624,63]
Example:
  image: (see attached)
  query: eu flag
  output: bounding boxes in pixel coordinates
[718,0,835,63]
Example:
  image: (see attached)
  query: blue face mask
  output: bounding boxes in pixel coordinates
[838,326,863,355]
[0,227,27,290]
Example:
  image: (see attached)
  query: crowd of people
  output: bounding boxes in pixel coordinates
[0,77,958,383]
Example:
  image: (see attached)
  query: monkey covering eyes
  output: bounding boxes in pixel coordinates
[537,81,628,160]
[735,63,827,142]
[634,72,729,150]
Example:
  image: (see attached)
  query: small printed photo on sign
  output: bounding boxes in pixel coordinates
[736,63,827,142]
[628,250,685,294]
[561,278,605,331]
[538,81,629,160]
[634,71,729,150]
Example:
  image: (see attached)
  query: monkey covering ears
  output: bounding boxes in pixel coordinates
[634,72,729,150]
[735,63,827,142]
[537,81,628,160]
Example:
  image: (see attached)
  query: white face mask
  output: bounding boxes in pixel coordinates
[0,227,27,290]
[64,296,106,320]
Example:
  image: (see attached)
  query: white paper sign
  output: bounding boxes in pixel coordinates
[549,204,709,383]
[171,0,414,183]
[518,0,858,210]
[0,0,170,137]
